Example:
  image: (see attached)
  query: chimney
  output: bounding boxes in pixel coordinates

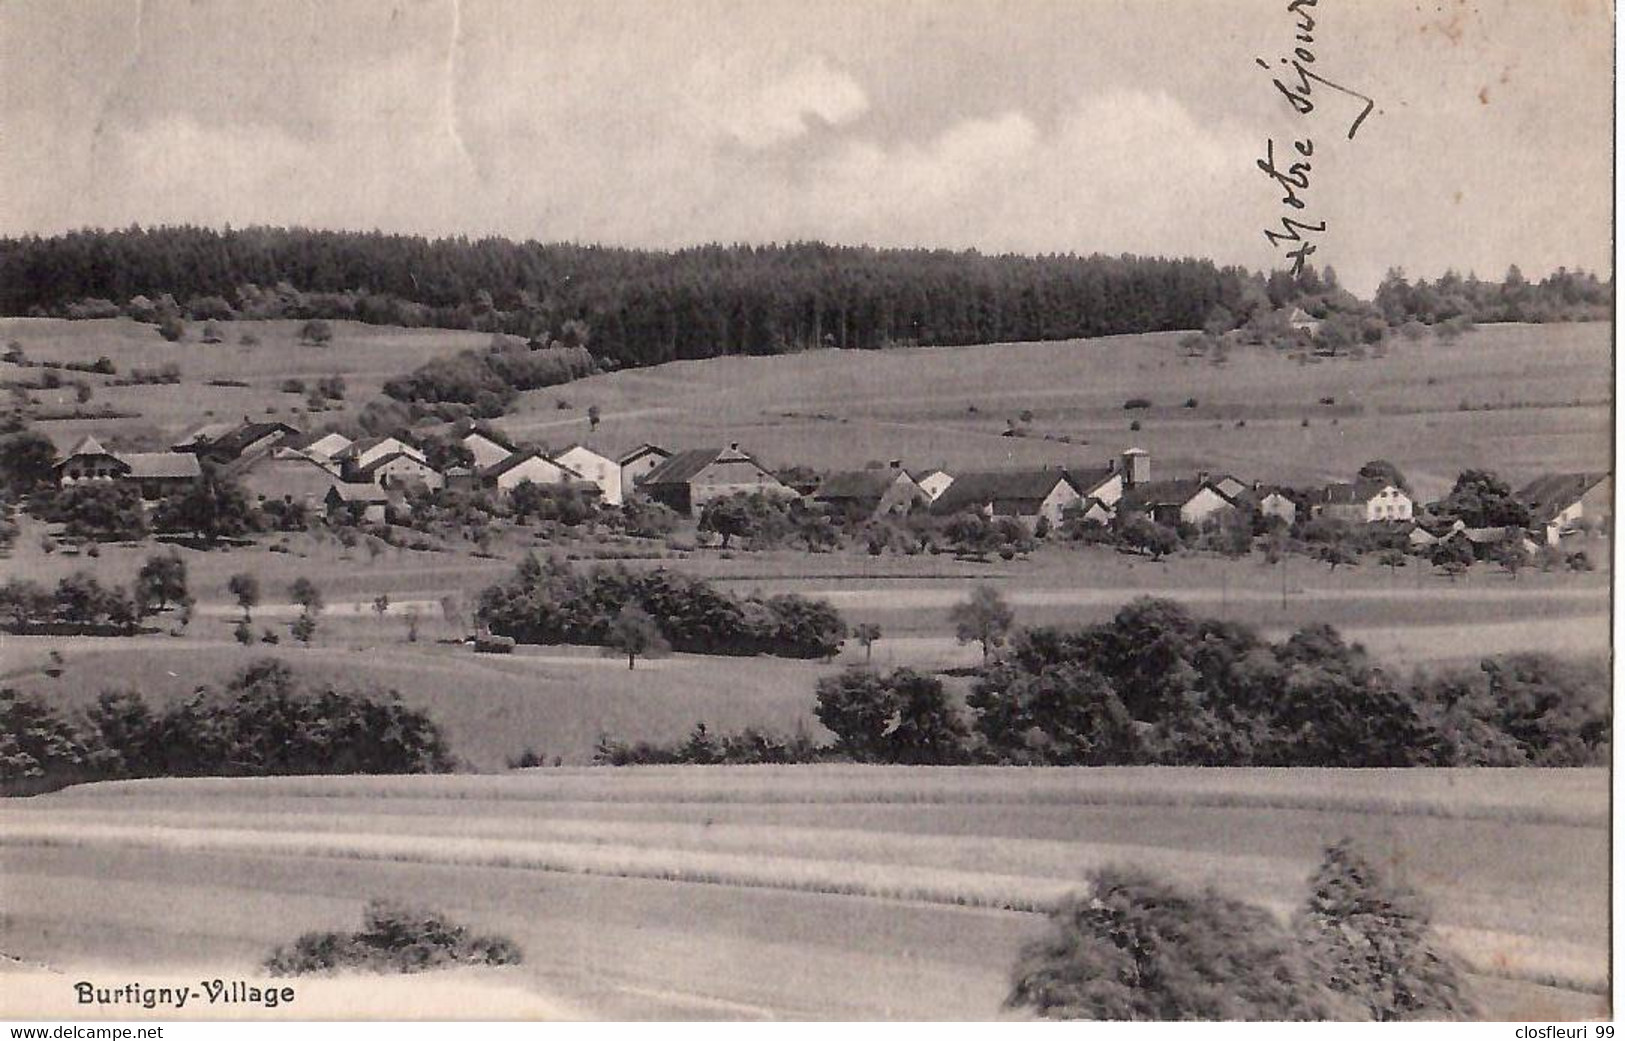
[729,442,740,452]
[1198,470,1210,485]
[1108,458,1119,473]
[890,459,902,470]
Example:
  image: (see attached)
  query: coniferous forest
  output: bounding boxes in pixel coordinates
[0,226,1609,370]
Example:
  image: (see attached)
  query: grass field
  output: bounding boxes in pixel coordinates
[3,318,1611,502]
[0,767,1608,1020]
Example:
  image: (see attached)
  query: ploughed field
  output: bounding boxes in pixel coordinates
[0,767,1607,1020]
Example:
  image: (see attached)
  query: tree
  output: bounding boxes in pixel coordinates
[1377,549,1408,574]
[1317,543,1356,572]
[154,465,258,544]
[1116,514,1179,560]
[1496,539,1529,580]
[950,585,1015,664]
[53,482,148,541]
[1294,841,1476,1020]
[1007,867,1350,1021]
[157,315,186,342]
[1433,470,1531,529]
[1430,539,1473,581]
[1357,460,1409,492]
[228,572,260,622]
[0,430,58,493]
[299,319,333,345]
[852,622,883,663]
[587,404,601,430]
[134,552,188,617]
[289,577,323,644]
[697,495,753,549]
[0,579,52,632]
[603,603,669,669]
[371,593,391,619]
[813,666,966,763]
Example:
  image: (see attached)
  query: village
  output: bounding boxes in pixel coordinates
[41,409,1614,571]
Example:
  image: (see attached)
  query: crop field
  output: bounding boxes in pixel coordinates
[0,767,1608,1020]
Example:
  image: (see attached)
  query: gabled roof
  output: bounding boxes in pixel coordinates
[930,469,1076,515]
[1068,466,1118,495]
[554,442,619,464]
[357,451,439,478]
[1516,472,1610,524]
[815,469,912,502]
[327,482,392,504]
[122,453,201,480]
[64,434,114,458]
[618,443,672,465]
[202,421,299,457]
[173,422,236,450]
[1320,480,1397,505]
[483,450,584,482]
[642,446,771,487]
[335,434,416,460]
[1117,478,1214,511]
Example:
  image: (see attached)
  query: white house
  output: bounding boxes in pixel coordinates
[554,444,624,505]
[618,444,673,494]
[1315,481,1413,524]
[357,451,444,491]
[913,469,954,502]
[1516,472,1613,545]
[484,450,586,495]
[337,435,426,471]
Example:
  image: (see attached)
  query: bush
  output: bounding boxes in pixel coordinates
[1295,841,1475,1020]
[157,316,186,342]
[1008,867,1349,1020]
[814,667,968,763]
[265,899,521,976]
[1123,398,1151,410]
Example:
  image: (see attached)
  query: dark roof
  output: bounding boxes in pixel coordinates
[335,434,413,460]
[483,450,583,481]
[618,443,672,465]
[327,482,391,504]
[203,421,299,457]
[1516,472,1610,524]
[815,469,910,502]
[357,451,438,478]
[122,453,201,480]
[1068,467,1118,495]
[1320,480,1394,505]
[930,469,1075,515]
[1117,478,1212,511]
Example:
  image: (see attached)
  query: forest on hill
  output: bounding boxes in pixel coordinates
[0,226,1609,370]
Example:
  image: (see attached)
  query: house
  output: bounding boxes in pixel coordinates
[443,466,480,492]
[334,435,426,472]
[913,469,954,502]
[357,451,444,491]
[1069,466,1125,508]
[1069,497,1116,526]
[1454,525,1542,559]
[55,435,129,484]
[458,426,516,471]
[325,483,393,524]
[1516,472,1613,545]
[1116,478,1241,528]
[929,469,1083,529]
[297,431,354,462]
[173,419,298,467]
[241,453,345,510]
[483,450,587,496]
[813,463,928,521]
[639,444,793,515]
[619,443,673,493]
[120,453,201,499]
[1314,481,1413,524]
[554,444,624,505]
[1288,307,1322,336]
[1253,486,1298,526]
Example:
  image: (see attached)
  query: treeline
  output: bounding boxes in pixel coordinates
[1,659,454,795]
[2,226,1255,363]
[1374,266,1609,326]
[382,339,596,416]
[476,554,846,659]
[805,597,1608,768]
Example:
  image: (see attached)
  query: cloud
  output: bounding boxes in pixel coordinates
[687,54,869,149]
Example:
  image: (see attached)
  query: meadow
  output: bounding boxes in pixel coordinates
[0,767,1608,1020]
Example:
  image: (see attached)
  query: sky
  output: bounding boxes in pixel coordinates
[1,0,1613,295]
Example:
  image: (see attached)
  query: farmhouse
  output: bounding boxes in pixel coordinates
[1116,478,1240,528]
[1254,486,1298,525]
[814,463,928,521]
[554,444,624,505]
[1069,466,1124,508]
[913,468,954,502]
[55,435,128,484]
[324,482,393,524]
[119,453,202,499]
[930,468,1083,528]
[483,450,586,495]
[240,452,344,510]
[1314,481,1413,524]
[640,444,793,515]
[1516,472,1613,545]
[456,425,516,470]
[334,435,426,472]
[173,419,298,467]
[357,451,444,491]
[619,443,674,493]
[296,431,354,462]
